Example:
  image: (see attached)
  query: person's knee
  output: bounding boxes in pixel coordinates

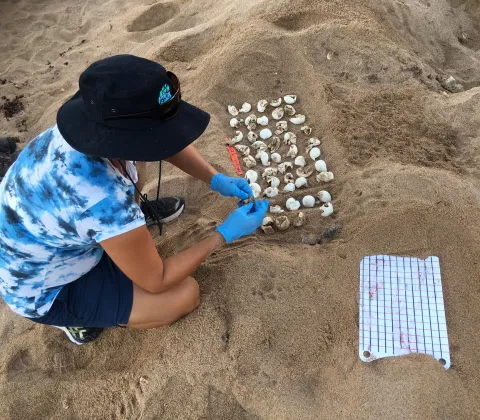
[183,276,200,313]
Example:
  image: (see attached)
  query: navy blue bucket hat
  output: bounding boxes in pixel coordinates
[57,54,210,161]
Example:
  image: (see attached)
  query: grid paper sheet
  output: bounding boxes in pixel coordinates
[359,255,450,369]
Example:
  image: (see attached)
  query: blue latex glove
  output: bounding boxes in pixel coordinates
[217,199,269,243]
[210,173,253,201]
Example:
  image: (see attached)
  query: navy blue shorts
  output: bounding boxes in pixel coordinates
[29,253,134,328]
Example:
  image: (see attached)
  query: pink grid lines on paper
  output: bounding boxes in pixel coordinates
[359,255,450,369]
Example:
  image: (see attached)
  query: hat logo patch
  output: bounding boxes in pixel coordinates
[158,84,172,105]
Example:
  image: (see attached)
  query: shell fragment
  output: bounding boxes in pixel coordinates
[278,162,293,174]
[296,165,314,178]
[286,144,298,158]
[294,156,306,167]
[316,171,335,183]
[295,177,308,189]
[247,131,258,143]
[284,105,296,116]
[235,144,250,156]
[293,212,306,227]
[270,98,282,107]
[283,132,297,145]
[275,121,288,134]
[301,126,312,135]
[283,95,297,104]
[240,102,252,113]
[320,202,334,217]
[290,114,306,125]
[272,107,284,120]
[228,105,239,116]
[243,155,256,168]
[269,136,281,153]
[270,205,284,214]
[226,130,244,145]
[257,100,268,113]
[275,215,291,231]
[263,186,279,198]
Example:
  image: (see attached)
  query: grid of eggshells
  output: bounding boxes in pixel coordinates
[226,95,334,233]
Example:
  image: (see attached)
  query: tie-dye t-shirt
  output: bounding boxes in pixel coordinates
[0,125,145,318]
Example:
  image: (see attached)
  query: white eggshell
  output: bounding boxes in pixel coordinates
[257,116,269,126]
[320,203,334,217]
[283,183,295,193]
[315,160,327,172]
[244,170,258,184]
[230,118,240,128]
[317,190,332,203]
[271,153,282,164]
[270,205,284,214]
[260,151,270,166]
[240,102,252,113]
[260,128,273,140]
[294,156,306,167]
[286,197,301,211]
[272,107,284,120]
[270,98,282,107]
[263,187,279,198]
[290,114,306,125]
[252,141,267,150]
[228,105,239,116]
[257,100,268,113]
[302,195,316,208]
[269,176,281,188]
[283,95,297,104]
[295,177,308,188]
[250,183,261,198]
[309,147,321,160]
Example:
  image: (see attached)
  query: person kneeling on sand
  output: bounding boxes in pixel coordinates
[0,55,268,345]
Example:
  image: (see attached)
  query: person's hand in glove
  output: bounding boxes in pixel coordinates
[216,199,269,243]
[210,173,253,201]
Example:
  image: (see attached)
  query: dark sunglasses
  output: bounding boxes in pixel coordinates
[103,71,181,121]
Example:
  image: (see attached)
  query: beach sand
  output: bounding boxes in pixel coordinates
[1,0,480,418]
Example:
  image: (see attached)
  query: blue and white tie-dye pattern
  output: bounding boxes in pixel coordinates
[0,125,145,318]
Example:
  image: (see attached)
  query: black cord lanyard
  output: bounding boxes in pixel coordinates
[117,160,164,235]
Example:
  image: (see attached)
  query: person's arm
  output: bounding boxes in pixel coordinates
[165,145,218,184]
[166,145,253,200]
[101,225,225,294]
[100,200,268,294]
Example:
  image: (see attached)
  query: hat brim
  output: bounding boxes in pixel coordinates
[57,91,210,162]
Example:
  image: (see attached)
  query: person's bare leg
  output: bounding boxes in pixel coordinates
[127,276,200,329]
[135,161,147,205]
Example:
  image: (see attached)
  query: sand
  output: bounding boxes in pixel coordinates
[1,0,480,418]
